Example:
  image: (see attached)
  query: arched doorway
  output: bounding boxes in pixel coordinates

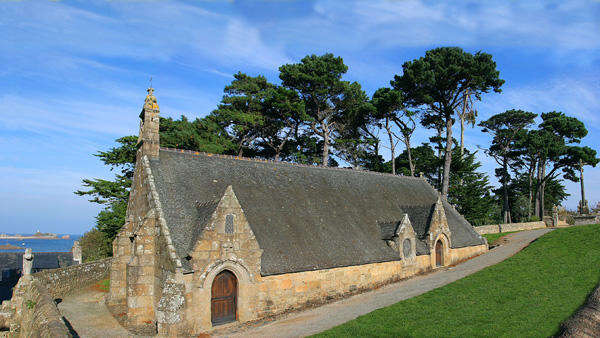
[435,240,444,267]
[211,270,237,325]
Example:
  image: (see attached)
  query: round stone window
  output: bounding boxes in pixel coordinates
[402,238,412,258]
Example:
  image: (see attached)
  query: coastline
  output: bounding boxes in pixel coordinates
[0,236,64,240]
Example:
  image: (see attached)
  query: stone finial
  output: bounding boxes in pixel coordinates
[145,87,159,110]
[138,86,160,158]
[72,241,82,264]
[22,248,33,276]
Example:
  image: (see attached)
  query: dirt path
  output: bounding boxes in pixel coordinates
[57,289,139,337]
[219,228,552,338]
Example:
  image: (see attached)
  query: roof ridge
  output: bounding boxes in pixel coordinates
[159,147,428,181]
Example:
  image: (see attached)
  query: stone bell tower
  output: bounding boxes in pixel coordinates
[138,87,160,158]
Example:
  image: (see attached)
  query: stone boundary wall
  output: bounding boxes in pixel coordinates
[3,276,70,337]
[33,258,112,299]
[475,221,547,235]
[558,282,600,337]
[573,214,600,226]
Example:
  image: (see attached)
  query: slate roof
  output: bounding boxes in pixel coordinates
[0,252,75,271]
[149,148,485,275]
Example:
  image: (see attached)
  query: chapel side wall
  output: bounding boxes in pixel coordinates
[249,244,485,321]
[187,243,485,334]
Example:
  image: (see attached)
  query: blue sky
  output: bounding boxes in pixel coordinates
[1,0,598,234]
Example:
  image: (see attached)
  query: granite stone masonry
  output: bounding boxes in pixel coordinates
[33,258,111,299]
[109,89,490,335]
[475,221,548,235]
[2,276,70,337]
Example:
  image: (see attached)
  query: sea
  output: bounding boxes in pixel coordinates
[0,234,82,253]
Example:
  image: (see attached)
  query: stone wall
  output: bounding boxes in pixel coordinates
[1,276,70,337]
[475,221,547,235]
[573,214,600,226]
[558,281,600,337]
[183,243,487,334]
[33,258,112,299]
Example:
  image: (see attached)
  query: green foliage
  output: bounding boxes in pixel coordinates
[501,174,569,223]
[333,82,377,168]
[160,115,235,154]
[257,85,307,160]
[75,136,137,258]
[25,300,36,310]
[211,72,274,156]
[479,109,537,222]
[97,278,110,292]
[74,136,137,204]
[316,224,600,337]
[448,149,499,225]
[392,47,504,196]
[79,228,112,262]
[481,231,520,247]
[279,53,351,165]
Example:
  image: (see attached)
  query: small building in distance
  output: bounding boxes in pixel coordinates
[108,89,488,335]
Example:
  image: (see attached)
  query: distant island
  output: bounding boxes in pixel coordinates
[0,231,70,240]
[0,243,23,250]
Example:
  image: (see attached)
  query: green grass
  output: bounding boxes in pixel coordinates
[482,231,520,246]
[96,278,110,292]
[315,224,600,337]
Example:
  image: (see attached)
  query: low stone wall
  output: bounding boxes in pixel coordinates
[558,282,600,337]
[3,276,70,337]
[475,221,547,235]
[573,214,600,226]
[33,258,112,299]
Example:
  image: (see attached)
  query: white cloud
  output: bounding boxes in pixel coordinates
[478,77,600,129]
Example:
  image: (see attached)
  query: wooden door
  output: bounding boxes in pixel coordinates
[211,270,237,325]
[435,240,443,267]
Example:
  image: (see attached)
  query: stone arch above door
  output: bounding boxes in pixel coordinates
[430,233,450,268]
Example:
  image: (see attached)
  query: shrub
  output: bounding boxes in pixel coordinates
[80,228,112,262]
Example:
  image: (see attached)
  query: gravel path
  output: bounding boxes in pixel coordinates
[56,228,551,337]
[221,228,553,338]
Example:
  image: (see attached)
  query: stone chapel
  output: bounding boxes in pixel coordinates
[107,89,488,335]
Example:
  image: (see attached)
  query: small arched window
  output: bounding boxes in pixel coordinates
[225,214,235,234]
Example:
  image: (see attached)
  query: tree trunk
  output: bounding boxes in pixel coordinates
[580,162,587,214]
[527,160,535,220]
[538,162,546,220]
[405,137,415,176]
[459,89,469,158]
[322,123,330,166]
[274,152,280,162]
[502,158,511,223]
[441,117,453,198]
[436,127,443,190]
[460,115,465,158]
[385,119,396,175]
[534,161,541,218]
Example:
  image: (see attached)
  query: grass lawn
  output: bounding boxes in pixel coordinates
[315,224,600,337]
[482,231,520,247]
[93,278,110,292]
